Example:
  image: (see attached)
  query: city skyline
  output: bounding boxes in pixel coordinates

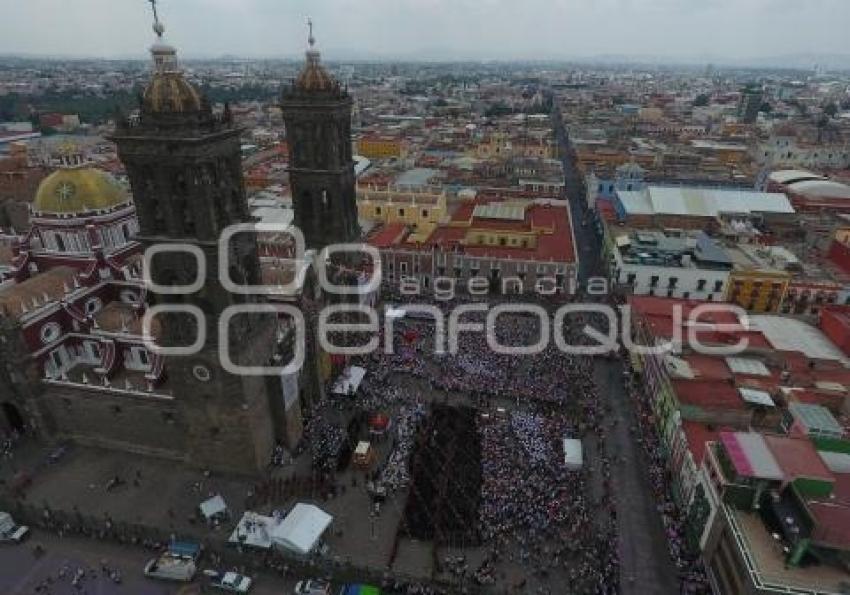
[1,0,849,66]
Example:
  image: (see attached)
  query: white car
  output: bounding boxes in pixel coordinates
[205,570,253,593]
[0,512,29,543]
[294,578,332,595]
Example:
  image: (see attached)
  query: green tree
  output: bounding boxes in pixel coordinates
[823,102,838,118]
[693,94,710,107]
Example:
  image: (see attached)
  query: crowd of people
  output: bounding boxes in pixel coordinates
[623,362,711,594]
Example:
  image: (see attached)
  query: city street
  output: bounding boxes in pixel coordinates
[552,104,681,594]
[0,530,299,595]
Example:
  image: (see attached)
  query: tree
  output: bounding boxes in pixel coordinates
[759,102,773,113]
[693,94,710,107]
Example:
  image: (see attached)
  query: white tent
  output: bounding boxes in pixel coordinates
[270,503,333,555]
[199,495,228,520]
[331,366,366,396]
[563,438,583,470]
[228,512,276,549]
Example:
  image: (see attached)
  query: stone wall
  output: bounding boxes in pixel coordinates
[39,383,188,461]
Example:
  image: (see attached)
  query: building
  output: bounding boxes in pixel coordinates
[696,430,850,595]
[0,8,323,472]
[356,135,405,160]
[281,23,359,251]
[737,86,763,124]
[767,169,850,214]
[609,228,732,300]
[368,198,576,294]
[356,185,447,237]
[724,245,792,313]
[614,185,794,229]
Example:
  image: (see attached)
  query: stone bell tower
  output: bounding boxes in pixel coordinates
[281,19,360,251]
[109,2,293,472]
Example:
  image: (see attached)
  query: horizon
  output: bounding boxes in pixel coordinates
[1,0,849,68]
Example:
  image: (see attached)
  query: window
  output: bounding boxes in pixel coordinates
[697,279,707,291]
[398,208,405,217]
[85,297,102,315]
[668,277,678,288]
[375,206,382,215]
[650,275,659,288]
[626,273,637,285]
[400,262,408,274]
[40,322,61,345]
[683,292,690,299]
[714,280,723,292]
[422,209,429,218]
[120,290,139,305]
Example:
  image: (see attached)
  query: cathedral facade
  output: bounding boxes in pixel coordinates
[0,13,358,474]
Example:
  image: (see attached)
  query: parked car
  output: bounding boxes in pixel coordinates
[204,569,253,593]
[0,512,29,543]
[294,578,333,595]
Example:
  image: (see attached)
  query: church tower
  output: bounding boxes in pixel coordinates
[109,3,285,473]
[281,21,360,250]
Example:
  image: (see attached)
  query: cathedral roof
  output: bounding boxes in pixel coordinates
[143,68,203,114]
[140,6,203,114]
[33,167,130,216]
[293,20,340,94]
[295,50,336,93]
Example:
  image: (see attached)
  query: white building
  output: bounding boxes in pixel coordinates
[611,229,732,301]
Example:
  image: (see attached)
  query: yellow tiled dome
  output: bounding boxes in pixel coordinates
[141,41,202,114]
[142,70,202,113]
[33,168,130,216]
[295,50,336,93]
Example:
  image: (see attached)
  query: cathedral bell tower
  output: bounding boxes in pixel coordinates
[281,20,360,250]
[109,2,287,472]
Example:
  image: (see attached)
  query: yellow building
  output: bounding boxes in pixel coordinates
[725,269,790,313]
[357,186,447,241]
[357,136,405,160]
[475,132,556,160]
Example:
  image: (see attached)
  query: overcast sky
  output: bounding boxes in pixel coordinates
[2,0,849,62]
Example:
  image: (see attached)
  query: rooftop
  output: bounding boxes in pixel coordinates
[618,186,794,218]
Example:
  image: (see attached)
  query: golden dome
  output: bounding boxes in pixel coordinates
[143,71,202,113]
[33,167,130,216]
[295,50,336,93]
[141,40,202,114]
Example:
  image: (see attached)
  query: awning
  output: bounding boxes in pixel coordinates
[228,512,276,549]
[563,438,583,470]
[270,503,333,555]
[199,494,228,519]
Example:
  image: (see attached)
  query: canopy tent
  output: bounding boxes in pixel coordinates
[199,494,228,521]
[563,438,583,470]
[228,512,277,549]
[331,366,366,397]
[385,306,407,320]
[270,503,333,555]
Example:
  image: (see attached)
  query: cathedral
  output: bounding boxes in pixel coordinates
[0,9,360,474]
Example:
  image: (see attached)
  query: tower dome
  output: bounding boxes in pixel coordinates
[293,19,339,94]
[140,4,202,114]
